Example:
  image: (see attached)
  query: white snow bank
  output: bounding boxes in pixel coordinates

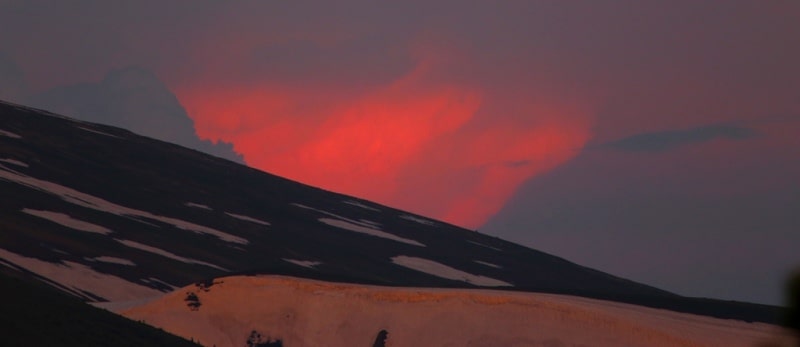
[467,240,502,251]
[50,248,70,255]
[400,214,435,226]
[319,218,425,247]
[342,200,380,212]
[0,128,21,139]
[87,256,136,266]
[22,208,112,235]
[391,256,511,287]
[358,219,381,228]
[92,294,165,312]
[77,126,120,138]
[0,158,27,167]
[292,203,374,227]
[144,277,179,290]
[185,202,212,210]
[282,258,322,269]
[115,239,228,271]
[293,203,424,247]
[225,212,270,226]
[473,260,501,268]
[118,275,790,347]
[0,165,247,244]
[0,248,162,302]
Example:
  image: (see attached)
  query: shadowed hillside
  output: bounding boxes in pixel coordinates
[0,267,201,347]
[0,99,784,324]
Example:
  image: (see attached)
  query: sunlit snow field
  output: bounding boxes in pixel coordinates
[117,276,791,347]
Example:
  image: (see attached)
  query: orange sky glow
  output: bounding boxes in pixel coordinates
[175,46,592,228]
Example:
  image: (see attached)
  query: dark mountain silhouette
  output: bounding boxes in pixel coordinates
[0,99,781,324]
[0,267,201,347]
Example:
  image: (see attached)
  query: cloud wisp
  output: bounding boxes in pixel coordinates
[598,125,756,152]
[26,67,243,163]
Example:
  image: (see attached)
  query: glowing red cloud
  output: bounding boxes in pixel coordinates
[174,50,591,229]
[407,119,592,228]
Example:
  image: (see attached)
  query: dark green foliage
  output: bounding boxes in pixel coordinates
[0,268,201,347]
[196,279,222,292]
[246,330,283,347]
[372,329,388,347]
[184,291,201,311]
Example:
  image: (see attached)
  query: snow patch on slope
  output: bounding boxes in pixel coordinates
[319,218,425,247]
[144,277,179,290]
[0,158,27,167]
[291,203,376,228]
[293,203,424,247]
[342,200,380,212]
[185,202,212,210]
[391,256,511,287]
[0,165,248,244]
[86,256,136,266]
[118,275,787,347]
[400,214,435,226]
[0,128,21,139]
[77,126,120,138]
[22,208,112,235]
[357,219,382,229]
[93,295,166,312]
[474,260,502,269]
[49,248,70,255]
[0,248,162,302]
[283,259,322,269]
[225,212,270,226]
[468,240,502,251]
[115,239,228,271]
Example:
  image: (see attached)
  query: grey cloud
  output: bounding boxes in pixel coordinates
[26,67,244,163]
[599,125,756,152]
[250,35,413,87]
[482,148,800,305]
[0,52,27,103]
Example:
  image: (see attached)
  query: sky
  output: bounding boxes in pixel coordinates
[0,0,797,305]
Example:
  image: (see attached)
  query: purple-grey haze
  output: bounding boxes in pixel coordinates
[0,0,798,305]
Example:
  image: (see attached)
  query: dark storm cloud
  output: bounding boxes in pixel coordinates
[599,125,757,152]
[25,67,243,163]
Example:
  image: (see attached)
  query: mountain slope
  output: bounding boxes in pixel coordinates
[0,99,781,323]
[116,275,789,347]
